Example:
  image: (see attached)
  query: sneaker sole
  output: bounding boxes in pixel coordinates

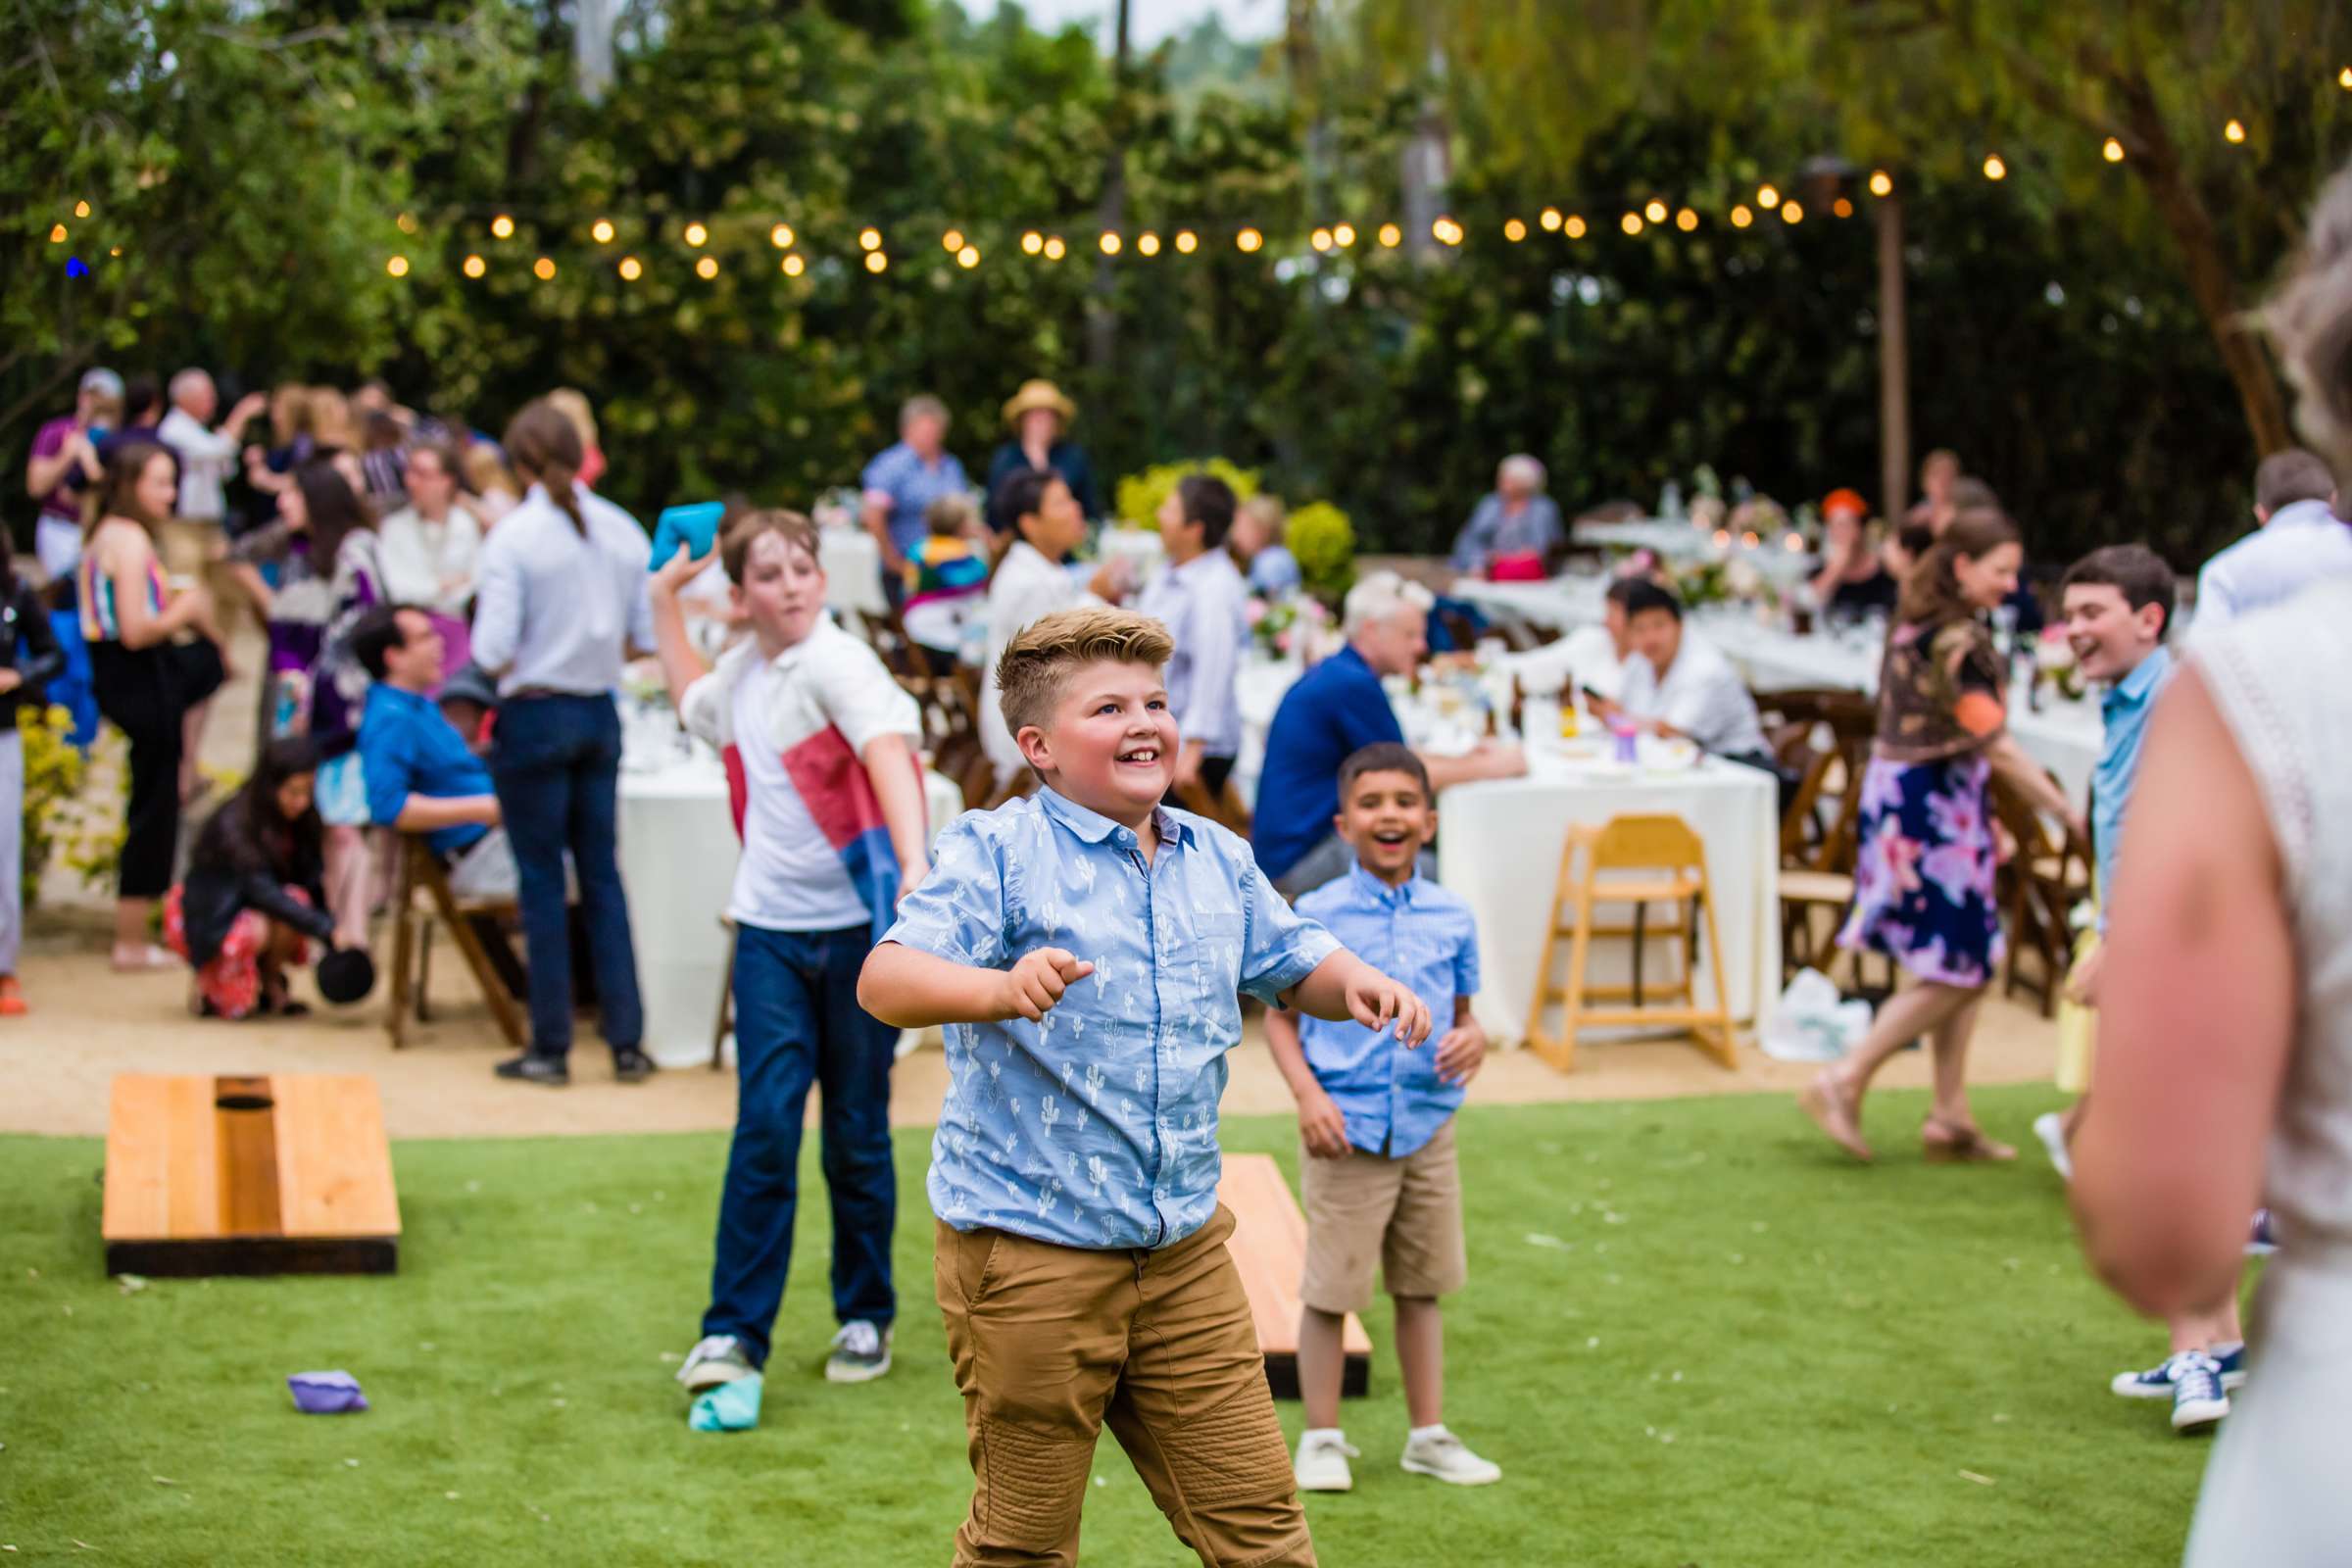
[680,1366,755,1393]
[1399,1458,1501,1487]
[825,1353,893,1385]
[2172,1399,2229,1434]
[2114,1371,2247,1398]
[1295,1474,1353,1493]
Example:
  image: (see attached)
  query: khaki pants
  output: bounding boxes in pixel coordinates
[935,1205,1316,1568]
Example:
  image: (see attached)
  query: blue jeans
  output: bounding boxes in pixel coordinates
[703,922,898,1365]
[488,694,642,1056]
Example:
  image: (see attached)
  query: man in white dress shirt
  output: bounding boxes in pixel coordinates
[1136,473,1250,803]
[1602,580,1771,764]
[156,368,267,632]
[2193,448,2350,633]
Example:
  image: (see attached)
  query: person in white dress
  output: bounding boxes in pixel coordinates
[2072,159,2352,1566]
[373,440,483,615]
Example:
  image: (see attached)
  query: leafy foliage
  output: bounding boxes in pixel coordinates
[1112,458,1262,529]
[1284,500,1357,602]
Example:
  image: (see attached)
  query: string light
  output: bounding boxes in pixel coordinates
[1503,218,1527,242]
[865,251,888,273]
[942,228,964,252]
[2340,66,2352,90]
[1175,229,1199,254]
[618,255,643,280]
[1643,198,1668,223]
[74,200,92,219]
[1731,205,1753,228]
[1310,227,1333,252]
[1138,231,1161,257]
[2103,136,2126,163]
[1539,207,1562,232]
[683,220,708,247]
[956,244,979,269]
[1376,222,1401,248]
[1564,215,1587,239]
[695,255,718,279]
[1043,235,1066,260]
[396,212,416,233]
[1741,530,1760,549]
[771,223,795,249]
[1100,230,1121,255]
[1237,227,1264,253]
[1757,184,1781,210]
[1620,212,1643,235]
[1333,222,1355,247]
[2224,118,2246,144]
[858,227,882,252]
[1868,170,1893,197]
[492,214,515,239]
[1020,230,1044,256]
[48,223,66,243]
[386,255,409,277]
[1983,153,2007,180]
[781,254,805,277]
[1713,529,1732,548]
[1782,200,1804,223]
[1431,217,1462,245]
[108,246,121,258]
[463,254,486,278]
[1832,197,1853,219]
[1675,208,1698,231]
[533,256,557,279]
[591,219,615,244]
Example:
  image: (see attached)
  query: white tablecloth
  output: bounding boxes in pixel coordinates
[1439,746,1781,1046]
[618,745,963,1068]
[1447,573,2105,805]
[822,527,886,618]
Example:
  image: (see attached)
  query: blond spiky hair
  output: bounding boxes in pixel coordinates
[997,606,1174,741]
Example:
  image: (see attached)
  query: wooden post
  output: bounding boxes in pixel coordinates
[1876,190,1910,523]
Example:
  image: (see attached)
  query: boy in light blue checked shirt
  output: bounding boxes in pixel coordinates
[860,606,1431,1568]
[1266,743,1500,1494]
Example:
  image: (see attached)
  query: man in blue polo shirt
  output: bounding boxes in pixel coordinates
[352,604,517,901]
[1252,572,1525,900]
[859,395,970,609]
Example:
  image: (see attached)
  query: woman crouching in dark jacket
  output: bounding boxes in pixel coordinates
[167,737,339,1018]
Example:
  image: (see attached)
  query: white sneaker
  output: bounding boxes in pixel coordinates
[2033,1112,2073,1182]
[677,1334,757,1391]
[1399,1427,1501,1486]
[1294,1430,1359,1493]
[824,1320,893,1384]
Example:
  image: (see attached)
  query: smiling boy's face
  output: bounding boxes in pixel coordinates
[1334,767,1433,884]
[1019,658,1179,824]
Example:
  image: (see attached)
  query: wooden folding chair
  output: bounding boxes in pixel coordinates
[1991,774,2093,1017]
[385,835,526,1051]
[1776,696,1879,981]
[1526,813,1738,1073]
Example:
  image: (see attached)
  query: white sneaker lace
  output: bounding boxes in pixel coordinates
[833,1320,882,1358]
[685,1334,738,1366]
[2172,1351,2222,1393]
[1304,1435,1360,1461]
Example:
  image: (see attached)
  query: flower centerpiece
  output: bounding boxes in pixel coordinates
[2034,626,2085,701]
[1248,590,1334,662]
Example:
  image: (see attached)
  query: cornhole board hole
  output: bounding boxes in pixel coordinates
[102,1074,400,1277]
[1217,1152,1372,1398]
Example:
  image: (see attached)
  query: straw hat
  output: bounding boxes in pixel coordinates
[1001,378,1077,429]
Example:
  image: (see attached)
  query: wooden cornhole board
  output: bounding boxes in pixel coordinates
[102,1074,400,1277]
[1217,1153,1372,1398]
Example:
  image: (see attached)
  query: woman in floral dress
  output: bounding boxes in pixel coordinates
[1800,511,2082,1161]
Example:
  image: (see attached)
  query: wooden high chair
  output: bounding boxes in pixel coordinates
[1525,813,1738,1073]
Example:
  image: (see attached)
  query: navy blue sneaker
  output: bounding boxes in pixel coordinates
[2170,1352,2230,1434]
[2113,1345,2247,1399]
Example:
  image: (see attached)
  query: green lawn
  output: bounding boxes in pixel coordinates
[0,1086,2223,1565]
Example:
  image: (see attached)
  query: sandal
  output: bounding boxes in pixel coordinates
[1800,1072,1875,1162]
[1922,1118,2017,1163]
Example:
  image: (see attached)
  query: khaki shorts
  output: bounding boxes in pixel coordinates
[1298,1118,1467,1314]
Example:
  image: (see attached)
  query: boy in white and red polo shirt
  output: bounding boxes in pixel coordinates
[647,508,932,1427]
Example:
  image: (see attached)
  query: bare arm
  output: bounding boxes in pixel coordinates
[1983,732,2082,837]
[646,547,713,713]
[1265,1004,1351,1159]
[394,795,501,834]
[862,733,932,892]
[862,492,904,570]
[27,432,84,499]
[1421,743,1525,791]
[107,543,205,651]
[1281,949,1433,1045]
[858,941,1092,1030]
[2071,669,2294,1321]
[230,563,274,618]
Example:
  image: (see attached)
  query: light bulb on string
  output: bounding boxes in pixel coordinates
[696,255,718,280]
[781,254,805,277]
[1310,227,1333,252]
[591,219,615,244]
[1539,207,1562,232]
[1503,218,1528,242]
[1237,227,1264,253]
[1782,200,1804,223]
[865,251,888,273]
[1620,212,1643,235]
[1099,230,1121,255]
[463,254,486,278]
[1175,229,1199,254]
[683,220,708,247]
[956,245,979,269]
[1565,215,1587,239]
[396,212,416,234]
[534,256,557,279]
[1643,199,1667,223]
[1333,221,1355,247]
[2340,66,2352,90]
[1676,208,1698,231]
[1138,231,1160,257]
[386,255,409,277]
[1983,154,2007,180]
[1043,235,1065,260]
[74,200,92,219]
[1021,230,1044,256]
[942,228,964,253]
[492,214,515,239]
[2225,118,2246,144]
[2103,136,2126,163]
[1756,184,1780,209]
[1376,222,1401,248]
[1731,205,1753,228]
[48,223,67,243]
[618,256,643,281]
[771,223,795,249]
[858,227,882,252]
[1832,198,1853,219]
[1868,171,1893,197]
